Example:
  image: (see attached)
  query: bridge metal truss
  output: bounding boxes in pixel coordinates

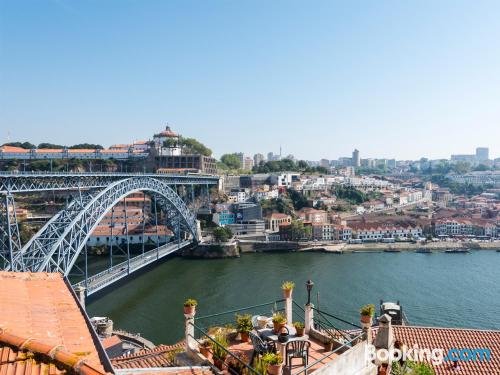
[0,172,219,193]
[8,177,200,276]
[0,194,22,270]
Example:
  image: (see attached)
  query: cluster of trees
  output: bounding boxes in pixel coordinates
[356,166,388,175]
[280,220,312,241]
[217,156,330,173]
[419,161,496,175]
[3,142,104,150]
[253,159,329,174]
[260,188,310,217]
[332,186,370,205]
[163,137,212,156]
[212,226,233,242]
[430,175,491,196]
[219,154,242,170]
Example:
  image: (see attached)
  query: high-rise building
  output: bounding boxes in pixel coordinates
[476,147,489,162]
[243,156,254,171]
[254,153,265,167]
[352,149,360,167]
[320,159,330,168]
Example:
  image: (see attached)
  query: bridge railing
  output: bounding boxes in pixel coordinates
[72,240,191,294]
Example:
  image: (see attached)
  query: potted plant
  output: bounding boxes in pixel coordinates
[183,298,198,315]
[359,304,375,324]
[272,312,287,334]
[324,338,334,352]
[252,355,268,375]
[199,339,212,360]
[227,354,248,375]
[281,281,295,298]
[212,333,228,370]
[262,352,283,375]
[294,321,305,336]
[235,313,253,342]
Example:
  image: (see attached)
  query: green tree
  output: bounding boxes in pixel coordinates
[70,143,104,149]
[282,220,311,241]
[3,141,36,149]
[38,143,65,149]
[287,189,308,210]
[220,154,242,170]
[213,226,233,242]
[179,137,212,156]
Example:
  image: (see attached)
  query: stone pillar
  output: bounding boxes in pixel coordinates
[74,285,86,309]
[304,304,314,334]
[184,310,196,354]
[374,314,393,350]
[361,318,372,346]
[285,295,293,325]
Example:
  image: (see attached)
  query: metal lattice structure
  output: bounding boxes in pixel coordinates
[0,194,23,270]
[0,172,219,193]
[8,177,201,276]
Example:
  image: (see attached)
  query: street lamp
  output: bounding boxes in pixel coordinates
[306,279,314,305]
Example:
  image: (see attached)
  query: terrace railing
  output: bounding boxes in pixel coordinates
[290,332,365,375]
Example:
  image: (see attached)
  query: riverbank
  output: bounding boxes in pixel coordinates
[238,239,500,254]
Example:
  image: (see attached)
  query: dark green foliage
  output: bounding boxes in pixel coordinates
[287,188,308,210]
[252,158,328,174]
[220,154,242,170]
[3,141,36,149]
[213,226,233,242]
[333,186,368,204]
[38,143,66,149]
[180,137,212,156]
[69,143,104,149]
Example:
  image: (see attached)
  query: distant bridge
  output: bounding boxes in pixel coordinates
[0,172,219,294]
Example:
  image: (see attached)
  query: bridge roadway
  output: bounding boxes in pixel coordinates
[73,240,191,296]
[0,172,219,193]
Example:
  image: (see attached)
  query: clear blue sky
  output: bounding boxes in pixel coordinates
[1,0,499,161]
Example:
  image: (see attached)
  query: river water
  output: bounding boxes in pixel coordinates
[86,250,500,344]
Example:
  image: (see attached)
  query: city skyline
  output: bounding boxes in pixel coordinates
[1,0,500,160]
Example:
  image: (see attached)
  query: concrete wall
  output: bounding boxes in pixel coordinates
[238,240,300,253]
[312,341,377,375]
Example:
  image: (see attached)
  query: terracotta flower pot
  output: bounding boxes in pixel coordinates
[295,327,304,337]
[214,358,226,370]
[184,305,196,315]
[324,341,334,352]
[240,331,249,342]
[283,288,293,299]
[200,346,211,360]
[267,363,283,375]
[273,321,286,334]
[360,314,372,324]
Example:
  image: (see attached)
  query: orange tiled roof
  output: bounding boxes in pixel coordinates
[269,213,289,219]
[0,272,111,375]
[36,149,64,153]
[68,149,97,153]
[111,343,183,369]
[390,325,500,375]
[0,146,30,153]
[101,150,128,154]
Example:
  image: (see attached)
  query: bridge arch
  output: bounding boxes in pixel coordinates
[11,177,199,275]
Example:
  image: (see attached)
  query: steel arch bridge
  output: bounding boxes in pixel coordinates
[7,176,200,276]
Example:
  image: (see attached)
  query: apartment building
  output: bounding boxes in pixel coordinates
[352,225,423,241]
[266,213,292,232]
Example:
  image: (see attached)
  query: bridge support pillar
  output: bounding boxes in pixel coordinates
[0,193,22,270]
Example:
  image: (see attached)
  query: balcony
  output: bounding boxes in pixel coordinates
[181,282,377,375]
